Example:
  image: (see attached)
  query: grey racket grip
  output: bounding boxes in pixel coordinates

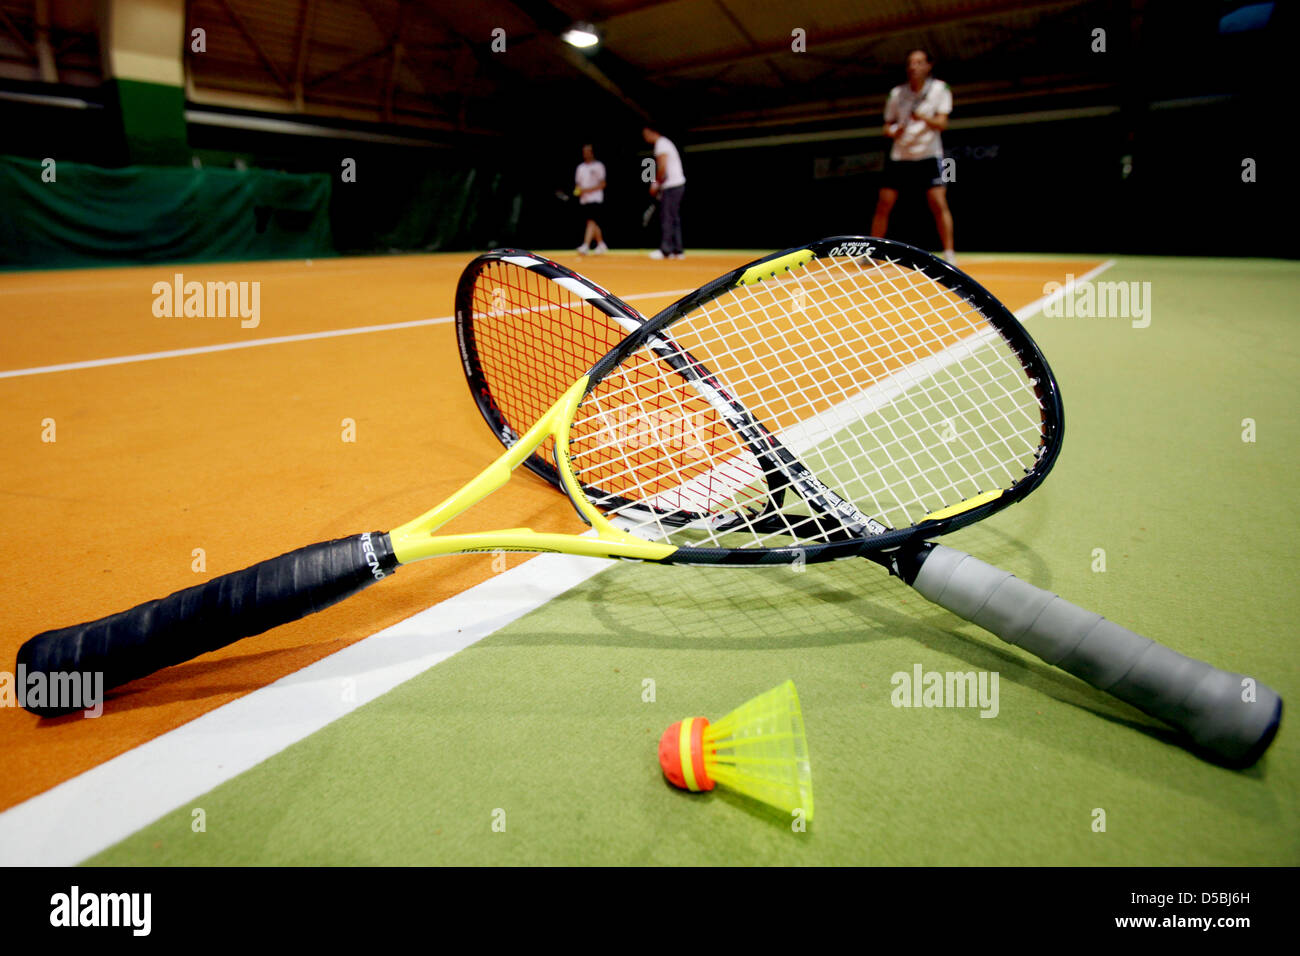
[17,533,398,717]
[911,545,1282,765]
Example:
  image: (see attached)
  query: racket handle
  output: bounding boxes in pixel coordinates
[910,545,1282,766]
[17,533,397,716]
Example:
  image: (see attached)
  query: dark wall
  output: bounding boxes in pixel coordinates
[186,119,527,254]
[514,140,655,251]
[667,99,1285,258]
[2,90,1288,260]
[0,86,120,165]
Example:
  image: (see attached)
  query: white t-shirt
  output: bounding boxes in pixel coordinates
[885,79,952,161]
[575,161,606,204]
[653,136,686,188]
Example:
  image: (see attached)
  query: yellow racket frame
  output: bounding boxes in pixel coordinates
[393,243,1004,569]
[388,377,677,566]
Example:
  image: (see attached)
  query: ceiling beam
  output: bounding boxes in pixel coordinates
[410,1,522,81]
[713,0,790,90]
[383,41,405,120]
[303,45,389,90]
[551,37,650,119]
[292,0,317,109]
[34,0,58,82]
[0,7,36,61]
[500,0,653,120]
[647,0,1090,78]
[214,0,292,92]
[381,1,408,121]
[592,0,682,16]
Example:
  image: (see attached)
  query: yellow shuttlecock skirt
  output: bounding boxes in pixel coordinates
[659,680,814,820]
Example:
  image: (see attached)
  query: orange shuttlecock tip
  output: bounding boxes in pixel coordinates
[658,717,714,792]
[653,682,814,820]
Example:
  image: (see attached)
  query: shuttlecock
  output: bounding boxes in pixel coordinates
[657,680,813,820]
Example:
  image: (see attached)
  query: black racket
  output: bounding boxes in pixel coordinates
[454,238,1283,767]
[20,239,1283,768]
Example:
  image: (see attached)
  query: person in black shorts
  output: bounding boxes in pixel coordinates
[574,144,608,255]
[872,50,957,264]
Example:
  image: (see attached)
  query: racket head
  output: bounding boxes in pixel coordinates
[556,236,1064,565]
[455,249,645,487]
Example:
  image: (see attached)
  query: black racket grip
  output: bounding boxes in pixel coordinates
[17,533,398,716]
[912,545,1282,766]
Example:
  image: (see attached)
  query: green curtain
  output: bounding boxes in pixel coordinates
[331,162,524,253]
[0,155,333,268]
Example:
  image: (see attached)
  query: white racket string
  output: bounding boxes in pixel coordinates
[566,253,1045,549]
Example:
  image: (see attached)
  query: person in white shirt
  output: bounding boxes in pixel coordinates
[872,50,957,265]
[574,144,608,255]
[642,125,686,259]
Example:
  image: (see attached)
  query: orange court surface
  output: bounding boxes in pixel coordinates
[0,251,1103,811]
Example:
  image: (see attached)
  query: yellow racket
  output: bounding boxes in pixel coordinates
[18,239,1283,769]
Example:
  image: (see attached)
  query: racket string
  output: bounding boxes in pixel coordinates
[567,253,1047,549]
[468,260,630,466]
[718,257,1041,513]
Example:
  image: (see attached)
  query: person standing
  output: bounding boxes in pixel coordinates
[575,143,608,255]
[642,125,686,260]
[872,49,957,265]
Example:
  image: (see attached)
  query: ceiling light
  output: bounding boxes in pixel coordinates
[562,23,600,49]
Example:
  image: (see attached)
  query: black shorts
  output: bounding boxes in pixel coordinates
[578,200,603,221]
[881,157,945,191]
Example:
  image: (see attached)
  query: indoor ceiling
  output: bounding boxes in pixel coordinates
[0,0,1279,141]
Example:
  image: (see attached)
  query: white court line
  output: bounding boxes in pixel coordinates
[0,259,1117,865]
[0,287,695,380]
[0,316,456,380]
[0,550,614,866]
[1012,258,1116,321]
[0,262,438,297]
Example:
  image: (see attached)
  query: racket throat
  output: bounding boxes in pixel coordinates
[757,448,887,540]
[880,542,935,585]
[407,528,674,562]
[390,379,590,565]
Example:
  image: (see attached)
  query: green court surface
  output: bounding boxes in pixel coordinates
[89,256,1299,866]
